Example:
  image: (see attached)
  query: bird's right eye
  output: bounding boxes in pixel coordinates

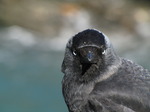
[72,50,77,56]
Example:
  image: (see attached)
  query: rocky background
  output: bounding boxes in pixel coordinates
[0,0,150,51]
[0,0,150,34]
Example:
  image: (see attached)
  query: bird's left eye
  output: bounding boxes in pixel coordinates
[102,50,105,55]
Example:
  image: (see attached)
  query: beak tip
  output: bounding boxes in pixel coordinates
[87,52,93,62]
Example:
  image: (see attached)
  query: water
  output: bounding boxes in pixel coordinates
[0,50,67,112]
[0,27,67,112]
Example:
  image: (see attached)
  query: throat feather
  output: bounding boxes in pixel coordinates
[82,63,92,75]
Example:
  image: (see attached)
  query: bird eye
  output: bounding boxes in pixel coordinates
[72,50,77,56]
[102,50,105,55]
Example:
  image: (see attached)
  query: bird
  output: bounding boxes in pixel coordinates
[61,29,150,112]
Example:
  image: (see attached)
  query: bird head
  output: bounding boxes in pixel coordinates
[72,29,107,65]
[62,29,119,82]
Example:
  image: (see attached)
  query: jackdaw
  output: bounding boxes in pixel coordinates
[61,29,150,112]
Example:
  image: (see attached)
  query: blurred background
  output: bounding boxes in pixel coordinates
[0,0,150,112]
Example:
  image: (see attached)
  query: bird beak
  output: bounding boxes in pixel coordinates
[87,51,93,62]
[83,50,96,64]
[78,46,97,64]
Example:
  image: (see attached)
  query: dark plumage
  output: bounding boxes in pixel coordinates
[61,29,150,112]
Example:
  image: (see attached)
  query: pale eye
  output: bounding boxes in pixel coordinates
[102,50,105,55]
[72,50,77,56]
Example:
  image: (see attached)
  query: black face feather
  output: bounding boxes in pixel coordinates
[72,29,106,49]
[81,63,92,75]
[70,29,107,79]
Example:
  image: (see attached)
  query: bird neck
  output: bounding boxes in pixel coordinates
[95,48,122,83]
[78,47,121,83]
